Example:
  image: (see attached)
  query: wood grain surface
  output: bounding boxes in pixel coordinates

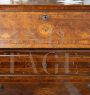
[0,5,89,95]
[0,5,90,11]
[0,49,89,95]
[0,11,89,48]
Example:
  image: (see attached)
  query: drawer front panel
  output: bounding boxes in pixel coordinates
[0,83,89,95]
[0,12,89,48]
[0,49,89,76]
[0,50,89,95]
[0,51,90,75]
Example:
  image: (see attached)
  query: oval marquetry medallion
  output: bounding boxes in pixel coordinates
[34,88,55,95]
[38,23,54,38]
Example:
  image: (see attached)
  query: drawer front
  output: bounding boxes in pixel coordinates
[0,83,90,95]
[0,50,89,95]
[0,12,90,48]
[0,49,89,77]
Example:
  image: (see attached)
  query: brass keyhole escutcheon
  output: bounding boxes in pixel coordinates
[42,15,48,21]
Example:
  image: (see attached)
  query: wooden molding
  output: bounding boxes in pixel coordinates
[0,5,90,11]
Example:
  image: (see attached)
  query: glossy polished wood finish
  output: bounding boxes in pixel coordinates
[0,5,90,11]
[0,5,90,95]
[0,49,89,95]
[0,50,90,75]
[0,7,90,48]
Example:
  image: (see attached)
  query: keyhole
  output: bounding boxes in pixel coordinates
[0,84,4,90]
[88,84,90,88]
[42,15,48,21]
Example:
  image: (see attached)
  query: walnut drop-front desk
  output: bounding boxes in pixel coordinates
[0,5,89,95]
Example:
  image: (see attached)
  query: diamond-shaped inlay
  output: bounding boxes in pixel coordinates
[0,33,11,39]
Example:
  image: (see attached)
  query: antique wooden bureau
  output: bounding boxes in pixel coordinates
[0,4,89,95]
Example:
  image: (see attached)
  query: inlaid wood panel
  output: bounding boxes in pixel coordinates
[0,12,90,48]
[0,50,90,75]
[0,49,89,78]
[0,82,90,95]
[0,49,89,95]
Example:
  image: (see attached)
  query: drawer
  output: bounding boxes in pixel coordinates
[0,49,89,75]
[0,82,90,95]
[0,82,89,95]
[0,49,89,95]
[0,12,89,48]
